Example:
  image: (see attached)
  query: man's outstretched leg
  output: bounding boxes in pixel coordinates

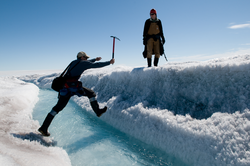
[80,86,107,117]
[38,93,70,136]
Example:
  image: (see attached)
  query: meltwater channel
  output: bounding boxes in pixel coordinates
[33,89,189,166]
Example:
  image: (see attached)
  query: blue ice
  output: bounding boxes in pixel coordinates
[33,89,189,166]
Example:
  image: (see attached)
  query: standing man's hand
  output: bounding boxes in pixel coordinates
[96,57,102,61]
[110,58,115,64]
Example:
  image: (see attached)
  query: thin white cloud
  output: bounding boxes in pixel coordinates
[241,43,250,46]
[228,23,250,29]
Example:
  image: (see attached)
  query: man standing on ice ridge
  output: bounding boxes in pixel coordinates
[143,8,165,67]
[38,51,115,136]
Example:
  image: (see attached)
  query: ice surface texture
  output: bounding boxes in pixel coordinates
[19,55,250,166]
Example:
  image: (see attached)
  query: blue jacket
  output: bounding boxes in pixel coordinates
[65,58,110,80]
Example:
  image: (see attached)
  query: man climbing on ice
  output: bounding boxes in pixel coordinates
[38,51,115,136]
[143,8,165,67]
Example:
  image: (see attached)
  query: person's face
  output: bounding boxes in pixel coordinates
[150,13,156,19]
[81,56,87,60]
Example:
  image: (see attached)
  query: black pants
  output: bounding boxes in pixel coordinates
[52,86,96,113]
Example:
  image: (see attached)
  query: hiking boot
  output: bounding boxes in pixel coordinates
[97,106,107,117]
[38,127,50,137]
[147,58,152,67]
[38,112,55,137]
[154,57,159,66]
[90,100,108,117]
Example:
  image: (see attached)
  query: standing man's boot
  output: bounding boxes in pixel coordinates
[154,57,159,66]
[147,58,152,67]
[90,100,107,117]
[38,110,57,136]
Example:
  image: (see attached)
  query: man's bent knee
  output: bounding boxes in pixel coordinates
[49,110,58,116]
[155,54,160,58]
[89,96,97,102]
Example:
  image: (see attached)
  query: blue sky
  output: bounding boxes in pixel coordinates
[1,0,250,71]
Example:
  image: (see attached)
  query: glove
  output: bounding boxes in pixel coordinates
[162,37,165,45]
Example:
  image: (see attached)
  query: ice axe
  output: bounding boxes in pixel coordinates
[163,53,168,62]
[161,40,168,62]
[110,36,120,59]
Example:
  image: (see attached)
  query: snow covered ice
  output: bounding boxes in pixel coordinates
[0,77,71,166]
[1,55,250,166]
